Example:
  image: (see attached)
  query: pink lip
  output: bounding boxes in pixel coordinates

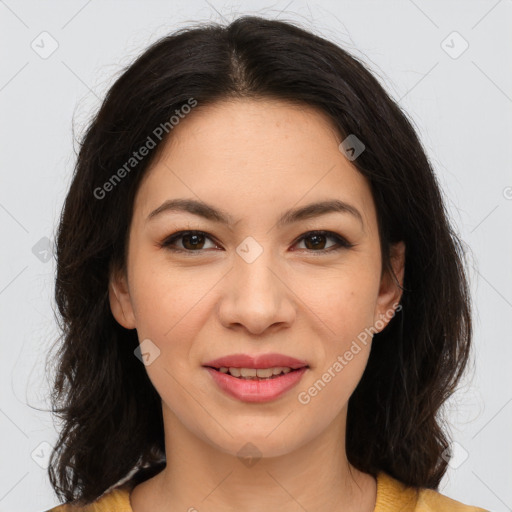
[202,353,309,370]
[202,353,310,403]
[204,366,308,403]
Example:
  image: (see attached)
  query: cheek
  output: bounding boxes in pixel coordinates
[295,282,374,417]
[128,265,210,398]
[295,261,379,339]
[318,287,375,379]
[129,259,212,340]
[324,287,375,328]
[292,262,378,398]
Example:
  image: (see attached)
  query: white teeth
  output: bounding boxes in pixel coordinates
[229,367,241,377]
[255,368,273,378]
[217,366,294,378]
[239,368,257,378]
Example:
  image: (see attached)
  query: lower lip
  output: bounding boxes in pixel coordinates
[204,367,308,403]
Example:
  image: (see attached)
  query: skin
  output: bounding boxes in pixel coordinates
[109,98,405,512]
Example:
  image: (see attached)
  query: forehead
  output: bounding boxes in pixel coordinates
[134,98,377,234]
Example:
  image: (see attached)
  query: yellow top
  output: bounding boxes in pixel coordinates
[44,471,490,512]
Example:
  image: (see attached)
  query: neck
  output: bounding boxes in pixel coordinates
[130,403,377,512]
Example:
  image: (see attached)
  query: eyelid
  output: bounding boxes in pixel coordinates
[160,229,354,254]
[291,230,354,252]
[160,230,220,253]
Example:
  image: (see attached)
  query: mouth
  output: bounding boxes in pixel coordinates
[204,365,308,380]
[203,364,309,403]
[202,353,310,402]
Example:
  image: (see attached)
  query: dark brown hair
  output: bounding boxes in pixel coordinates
[46,15,473,505]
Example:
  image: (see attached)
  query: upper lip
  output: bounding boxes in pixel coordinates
[203,353,309,370]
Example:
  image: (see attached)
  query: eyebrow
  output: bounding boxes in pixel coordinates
[147,198,364,229]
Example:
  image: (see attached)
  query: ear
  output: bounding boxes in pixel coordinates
[373,241,405,332]
[109,265,136,329]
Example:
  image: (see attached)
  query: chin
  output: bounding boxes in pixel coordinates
[215,436,300,460]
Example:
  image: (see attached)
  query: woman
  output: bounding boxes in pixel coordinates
[44,15,489,512]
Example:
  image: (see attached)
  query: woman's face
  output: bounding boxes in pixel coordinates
[110,98,404,458]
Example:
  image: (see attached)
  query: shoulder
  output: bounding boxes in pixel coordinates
[375,471,490,512]
[416,487,490,512]
[43,485,132,512]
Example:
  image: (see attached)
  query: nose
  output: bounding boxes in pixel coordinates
[216,249,296,336]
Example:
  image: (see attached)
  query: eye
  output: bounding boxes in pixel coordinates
[160,231,219,253]
[160,230,353,255]
[293,230,354,254]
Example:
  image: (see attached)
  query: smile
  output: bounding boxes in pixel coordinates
[204,366,308,402]
[216,366,294,379]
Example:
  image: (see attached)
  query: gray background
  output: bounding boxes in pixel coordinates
[1,1,511,511]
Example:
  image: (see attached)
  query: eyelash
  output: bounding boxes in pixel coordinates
[159,230,354,255]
